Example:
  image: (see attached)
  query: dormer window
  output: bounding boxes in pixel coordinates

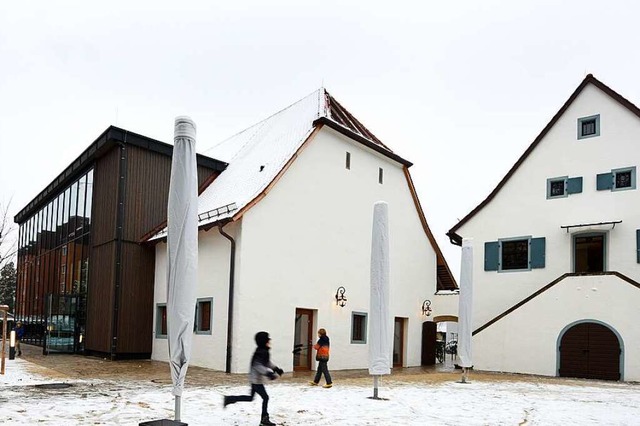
[577,114,600,139]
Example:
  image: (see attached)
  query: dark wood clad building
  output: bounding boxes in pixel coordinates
[14,126,226,359]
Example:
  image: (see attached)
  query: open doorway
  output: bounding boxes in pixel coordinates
[293,308,314,371]
[574,234,605,273]
[393,317,406,367]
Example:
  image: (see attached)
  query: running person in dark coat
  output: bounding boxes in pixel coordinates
[224,331,283,426]
[309,328,332,388]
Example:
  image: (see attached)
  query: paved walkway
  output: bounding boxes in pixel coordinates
[12,343,471,385]
[12,342,601,388]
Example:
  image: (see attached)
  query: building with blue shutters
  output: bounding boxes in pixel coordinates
[447,75,640,381]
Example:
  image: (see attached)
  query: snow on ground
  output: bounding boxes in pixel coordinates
[2,359,640,425]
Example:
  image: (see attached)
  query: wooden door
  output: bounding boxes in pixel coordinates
[421,321,437,365]
[559,322,620,380]
[293,308,314,371]
[393,317,405,367]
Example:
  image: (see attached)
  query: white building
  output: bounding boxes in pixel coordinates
[447,74,640,381]
[149,89,457,373]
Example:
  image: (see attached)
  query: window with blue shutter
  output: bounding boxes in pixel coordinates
[485,237,546,272]
[566,177,583,194]
[484,241,499,271]
[612,166,636,191]
[530,237,546,268]
[598,167,636,191]
[596,172,613,190]
[547,176,583,198]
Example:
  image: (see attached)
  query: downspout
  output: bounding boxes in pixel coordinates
[218,221,236,374]
[111,134,128,360]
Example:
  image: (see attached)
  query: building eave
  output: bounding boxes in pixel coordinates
[313,117,413,167]
[14,126,227,224]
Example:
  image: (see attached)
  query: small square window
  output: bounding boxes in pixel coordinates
[615,171,632,188]
[500,238,530,271]
[156,304,167,338]
[345,152,351,170]
[195,298,213,334]
[546,177,568,199]
[612,166,636,191]
[351,312,367,344]
[577,114,600,139]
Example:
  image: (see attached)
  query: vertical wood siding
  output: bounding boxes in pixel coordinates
[85,242,115,353]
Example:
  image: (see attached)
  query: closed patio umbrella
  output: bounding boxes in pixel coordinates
[457,238,473,383]
[368,201,391,399]
[167,116,199,421]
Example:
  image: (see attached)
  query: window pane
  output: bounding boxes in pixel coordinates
[199,301,211,331]
[77,174,87,234]
[550,180,565,197]
[582,120,596,136]
[352,314,365,342]
[156,306,167,336]
[615,171,632,188]
[69,181,79,240]
[62,187,71,242]
[85,169,93,223]
[501,239,529,270]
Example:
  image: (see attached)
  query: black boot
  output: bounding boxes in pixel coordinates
[260,414,276,426]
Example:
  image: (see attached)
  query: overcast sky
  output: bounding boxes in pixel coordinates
[2,0,640,277]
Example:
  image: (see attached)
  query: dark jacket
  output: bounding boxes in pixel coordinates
[313,335,330,362]
[249,331,276,384]
[15,325,24,340]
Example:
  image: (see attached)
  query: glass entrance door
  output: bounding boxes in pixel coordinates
[44,293,84,354]
[293,308,314,371]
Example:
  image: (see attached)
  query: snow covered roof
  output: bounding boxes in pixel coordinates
[150,88,405,239]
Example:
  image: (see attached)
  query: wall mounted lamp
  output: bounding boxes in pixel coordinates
[335,286,347,307]
[422,299,432,316]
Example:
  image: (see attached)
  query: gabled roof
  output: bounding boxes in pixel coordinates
[152,88,411,237]
[148,88,457,288]
[447,74,640,245]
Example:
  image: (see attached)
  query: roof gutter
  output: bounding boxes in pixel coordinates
[446,231,463,246]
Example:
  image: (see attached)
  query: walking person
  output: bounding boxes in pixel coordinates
[14,321,24,356]
[224,331,283,426]
[309,328,332,388]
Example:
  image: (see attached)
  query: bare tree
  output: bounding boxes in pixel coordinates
[0,199,17,269]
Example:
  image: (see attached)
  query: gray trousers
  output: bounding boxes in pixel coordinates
[314,360,332,384]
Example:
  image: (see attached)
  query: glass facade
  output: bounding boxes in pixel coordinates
[16,169,93,350]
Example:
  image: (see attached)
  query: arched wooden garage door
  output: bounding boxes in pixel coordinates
[559,322,621,381]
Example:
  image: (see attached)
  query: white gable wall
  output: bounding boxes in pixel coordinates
[457,83,640,328]
[455,82,640,380]
[232,126,438,372]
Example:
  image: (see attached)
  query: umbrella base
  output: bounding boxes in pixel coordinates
[139,420,188,426]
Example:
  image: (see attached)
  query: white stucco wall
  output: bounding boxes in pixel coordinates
[473,275,640,381]
[151,221,240,371]
[457,83,640,327]
[229,126,439,373]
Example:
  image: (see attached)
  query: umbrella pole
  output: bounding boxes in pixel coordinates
[175,395,181,421]
[373,375,379,399]
[461,367,468,383]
